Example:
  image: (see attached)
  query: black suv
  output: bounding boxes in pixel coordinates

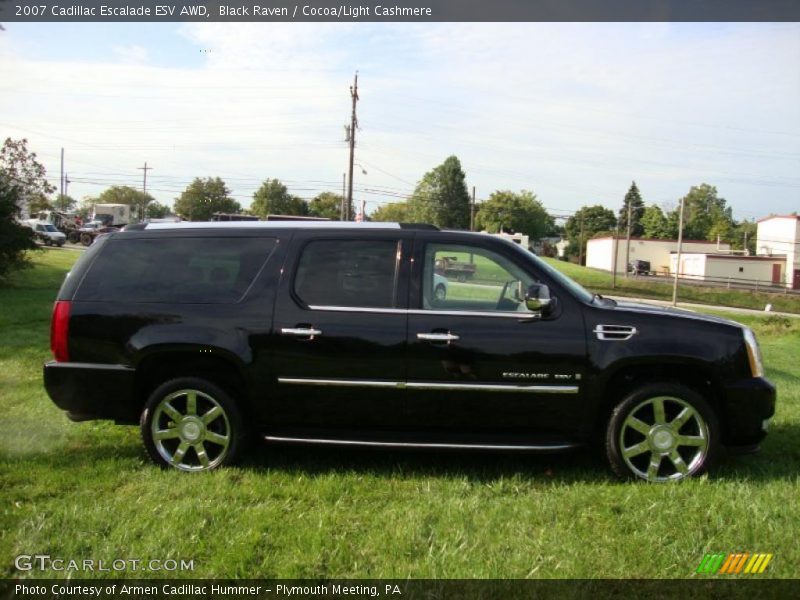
[44,222,775,481]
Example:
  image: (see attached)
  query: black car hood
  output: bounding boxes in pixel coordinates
[607,299,744,328]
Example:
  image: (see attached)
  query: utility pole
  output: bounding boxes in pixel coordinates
[624,197,633,277]
[345,71,359,221]
[470,186,476,231]
[64,173,70,197]
[137,162,152,222]
[672,196,685,306]
[341,173,346,221]
[612,224,620,289]
[60,148,64,200]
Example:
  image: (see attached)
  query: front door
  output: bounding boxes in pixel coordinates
[269,232,411,432]
[772,263,781,284]
[405,235,588,440]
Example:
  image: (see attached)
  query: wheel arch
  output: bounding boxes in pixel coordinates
[593,359,732,444]
[133,349,255,423]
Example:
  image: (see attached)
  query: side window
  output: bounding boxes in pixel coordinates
[75,237,275,304]
[422,243,535,312]
[294,239,400,308]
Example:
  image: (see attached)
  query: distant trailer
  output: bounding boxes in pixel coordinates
[265,214,330,222]
[210,213,260,222]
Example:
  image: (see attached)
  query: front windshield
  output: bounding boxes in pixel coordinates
[505,242,595,304]
[44,224,58,232]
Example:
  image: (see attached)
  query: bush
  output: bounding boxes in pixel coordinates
[0,176,38,283]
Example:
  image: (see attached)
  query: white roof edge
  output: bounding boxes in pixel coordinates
[144,221,402,230]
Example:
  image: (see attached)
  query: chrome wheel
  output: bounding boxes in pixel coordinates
[619,395,710,482]
[150,388,231,472]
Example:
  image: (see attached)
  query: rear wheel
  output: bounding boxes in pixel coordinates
[434,283,447,301]
[605,383,719,482]
[140,377,245,472]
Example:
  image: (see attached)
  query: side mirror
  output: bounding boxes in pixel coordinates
[525,283,556,316]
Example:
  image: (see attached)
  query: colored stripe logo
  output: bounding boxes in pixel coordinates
[696,553,773,574]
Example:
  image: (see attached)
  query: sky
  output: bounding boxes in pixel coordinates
[1,21,798,222]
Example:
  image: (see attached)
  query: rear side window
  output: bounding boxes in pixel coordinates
[75,237,275,303]
[294,239,400,308]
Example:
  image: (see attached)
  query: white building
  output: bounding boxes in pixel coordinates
[757,215,799,289]
[586,236,731,275]
[669,253,787,288]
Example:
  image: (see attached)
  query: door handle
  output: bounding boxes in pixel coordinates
[417,332,460,343]
[281,327,322,338]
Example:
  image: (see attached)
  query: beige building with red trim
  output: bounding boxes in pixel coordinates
[756,215,799,289]
[586,236,730,275]
[585,214,800,289]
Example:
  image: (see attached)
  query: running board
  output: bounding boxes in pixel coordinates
[263,434,580,452]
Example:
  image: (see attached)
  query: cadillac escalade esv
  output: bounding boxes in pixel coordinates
[44,222,775,481]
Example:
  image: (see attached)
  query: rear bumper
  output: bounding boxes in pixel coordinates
[723,377,776,448]
[43,361,139,423]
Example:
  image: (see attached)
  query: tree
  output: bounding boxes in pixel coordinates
[0,138,55,216]
[640,204,671,239]
[407,156,470,228]
[250,179,308,218]
[0,138,55,198]
[174,177,240,221]
[146,201,171,219]
[619,181,644,237]
[308,191,347,220]
[733,220,757,254]
[564,205,617,259]
[28,194,54,214]
[54,194,77,213]
[675,183,733,241]
[370,201,409,222]
[0,173,38,282]
[475,190,554,239]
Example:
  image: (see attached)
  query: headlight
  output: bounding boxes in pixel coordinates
[743,327,764,378]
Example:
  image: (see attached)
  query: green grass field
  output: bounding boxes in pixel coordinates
[545,258,800,314]
[1,250,799,580]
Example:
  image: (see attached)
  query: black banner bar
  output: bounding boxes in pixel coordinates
[1,0,799,23]
[3,579,800,600]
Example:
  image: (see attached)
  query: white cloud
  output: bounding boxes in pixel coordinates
[0,23,797,218]
[112,44,149,64]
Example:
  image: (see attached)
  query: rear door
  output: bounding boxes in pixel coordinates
[268,229,412,432]
[405,233,588,440]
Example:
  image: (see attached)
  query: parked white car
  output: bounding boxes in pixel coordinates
[31,222,66,247]
[433,273,448,301]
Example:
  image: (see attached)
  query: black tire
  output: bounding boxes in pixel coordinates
[80,233,92,246]
[605,382,720,482]
[140,377,246,472]
[434,284,447,301]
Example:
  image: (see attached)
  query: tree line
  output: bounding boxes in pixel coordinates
[0,136,766,283]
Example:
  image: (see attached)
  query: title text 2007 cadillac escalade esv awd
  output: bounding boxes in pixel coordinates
[44,222,775,481]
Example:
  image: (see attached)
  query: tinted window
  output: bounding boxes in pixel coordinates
[294,239,399,308]
[422,243,536,312]
[75,237,275,303]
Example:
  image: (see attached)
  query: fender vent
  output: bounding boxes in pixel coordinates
[594,324,638,341]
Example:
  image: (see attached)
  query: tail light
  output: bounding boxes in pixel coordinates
[50,301,71,362]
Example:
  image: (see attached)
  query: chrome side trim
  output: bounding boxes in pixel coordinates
[277,378,579,394]
[406,382,579,394]
[593,324,638,341]
[308,305,535,319]
[263,435,580,452]
[278,378,402,389]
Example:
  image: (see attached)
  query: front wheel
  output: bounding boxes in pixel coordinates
[605,383,720,482]
[140,377,245,472]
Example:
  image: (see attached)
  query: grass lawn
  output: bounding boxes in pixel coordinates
[544,258,800,315]
[1,249,799,580]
